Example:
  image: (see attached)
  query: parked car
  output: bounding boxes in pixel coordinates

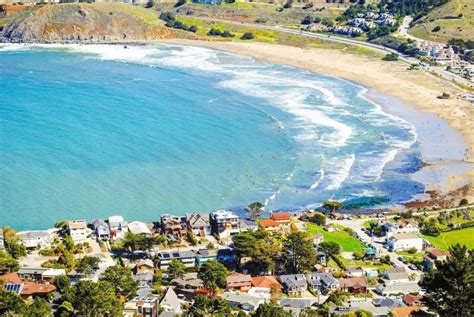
[409,264,418,270]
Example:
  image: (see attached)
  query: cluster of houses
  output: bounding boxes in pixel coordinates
[415,41,460,66]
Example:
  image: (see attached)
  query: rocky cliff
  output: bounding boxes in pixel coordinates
[0,3,183,43]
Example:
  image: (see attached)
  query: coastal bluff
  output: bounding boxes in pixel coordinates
[0,3,185,43]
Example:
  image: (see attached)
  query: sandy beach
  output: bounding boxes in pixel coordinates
[163,39,474,204]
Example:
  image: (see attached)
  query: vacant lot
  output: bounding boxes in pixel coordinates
[306,223,365,253]
[423,227,474,250]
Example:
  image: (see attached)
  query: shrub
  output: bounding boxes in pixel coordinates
[241,32,255,40]
[408,247,417,254]
[208,28,222,36]
[459,198,468,206]
[189,25,198,33]
[382,53,399,61]
[432,25,441,32]
[222,30,235,38]
[159,12,176,23]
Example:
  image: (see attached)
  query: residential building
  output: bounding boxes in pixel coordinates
[428,248,449,261]
[18,230,53,250]
[216,248,235,264]
[128,221,152,236]
[226,273,252,292]
[278,274,308,297]
[403,294,424,306]
[160,287,182,314]
[383,221,419,238]
[248,287,272,300]
[313,233,324,246]
[209,210,240,238]
[373,298,406,308]
[160,214,188,239]
[346,267,364,277]
[0,273,22,284]
[305,272,338,294]
[339,277,367,294]
[171,272,203,291]
[383,267,410,285]
[239,219,258,232]
[124,296,158,317]
[259,219,281,231]
[17,267,48,281]
[41,268,66,282]
[134,259,155,274]
[67,220,88,243]
[108,215,128,240]
[133,272,154,298]
[0,228,5,250]
[280,298,315,316]
[91,219,110,241]
[5,282,56,300]
[222,291,265,311]
[251,276,283,291]
[387,233,423,252]
[157,250,195,270]
[195,249,217,266]
[186,213,211,237]
[375,282,421,296]
[271,212,291,224]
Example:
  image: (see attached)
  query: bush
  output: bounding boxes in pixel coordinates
[382,53,399,61]
[222,30,235,38]
[189,25,198,33]
[241,32,255,40]
[459,198,468,206]
[432,25,441,32]
[208,28,222,36]
[408,247,417,254]
[159,12,176,23]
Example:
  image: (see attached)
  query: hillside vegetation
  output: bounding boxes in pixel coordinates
[0,3,185,43]
[408,0,474,42]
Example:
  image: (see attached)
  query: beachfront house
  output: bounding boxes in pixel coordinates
[91,219,110,241]
[0,228,5,250]
[67,220,88,243]
[128,221,152,236]
[278,274,308,297]
[108,215,129,240]
[18,230,54,250]
[387,233,423,252]
[209,210,240,238]
[186,213,211,237]
[160,214,188,240]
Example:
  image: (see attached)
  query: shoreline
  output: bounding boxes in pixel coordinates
[154,39,474,205]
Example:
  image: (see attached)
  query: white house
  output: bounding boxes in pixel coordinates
[383,267,410,285]
[209,210,240,238]
[387,233,423,252]
[383,221,419,238]
[0,228,5,250]
[18,230,54,249]
[108,215,128,240]
[91,219,110,241]
[67,220,89,243]
[128,221,152,236]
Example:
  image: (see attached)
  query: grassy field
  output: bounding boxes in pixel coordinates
[408,0,474,42]
[423,227,474,251]
[306,223,365,253]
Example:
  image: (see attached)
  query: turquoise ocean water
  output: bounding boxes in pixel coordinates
[0,44,425,230]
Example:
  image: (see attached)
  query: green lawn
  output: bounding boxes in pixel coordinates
[306,223,365,253]
[423,227,474,251]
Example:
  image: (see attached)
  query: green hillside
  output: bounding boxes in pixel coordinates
[408,0,474,42]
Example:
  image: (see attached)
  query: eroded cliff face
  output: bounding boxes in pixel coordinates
[0,3,184,43]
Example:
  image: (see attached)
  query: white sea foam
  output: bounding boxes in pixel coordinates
[326,154,356,190]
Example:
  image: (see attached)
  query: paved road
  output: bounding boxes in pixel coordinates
[185,16,473,89]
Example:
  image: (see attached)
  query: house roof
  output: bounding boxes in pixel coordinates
[306,273,338,287]
[196,249,217,257]
[373,298,406,308]
[429,248,449,258]
[18,267,48,275]
[259,219,280,228]
[210,210,239,220]
[160,287,182,313]
[390,233,421,240]
[68,220,87,230]
[128,221,152,235]
[222,291,263,307]
[251,276,282,289]
[136,259,154,268]
[391,306,420,317]
[18,231,51,240]
[20,282,56,296]
[278,274,307,288]
[0,273,21,284]
[271,213,291,221]
[384,267,406,274]
[227,273,252,286]
[280,298,313,309]
[339,277,366,289]
[186,213,209,228]
[403,294,424,305]
[376,282,421,294]
[158,250,195,260]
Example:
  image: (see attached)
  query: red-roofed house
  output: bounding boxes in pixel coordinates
[259,219,280,231]
[271,213,291,223]
[226,273,252,292]
[251,276,283,291]
[403,294,424,306]
[339,277,367,294]
[20,282,56,298]
[428,248,450,261]
[0,273,21,284]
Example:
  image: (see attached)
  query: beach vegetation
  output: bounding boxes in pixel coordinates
[382,53,399,61]
[248,201,264,220]
[309,212,326,226]
[432,25,441,32]
[279,231,317,274]
[323,200,342,213]
[421,244,474,316]
[198,259,229,289]
[241,32,255,40]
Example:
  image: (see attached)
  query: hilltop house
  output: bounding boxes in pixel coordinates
[226,273,252,292]
[18,230,54,250]
[306,272,339,294]
[67,220,88,243]
[278,274,308,297]
[91,219,110,241]
[209,210,240,238]
[160,214,188,240]
[186,213,211,237]
[108,215,128,240]
[387,233,423,252]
